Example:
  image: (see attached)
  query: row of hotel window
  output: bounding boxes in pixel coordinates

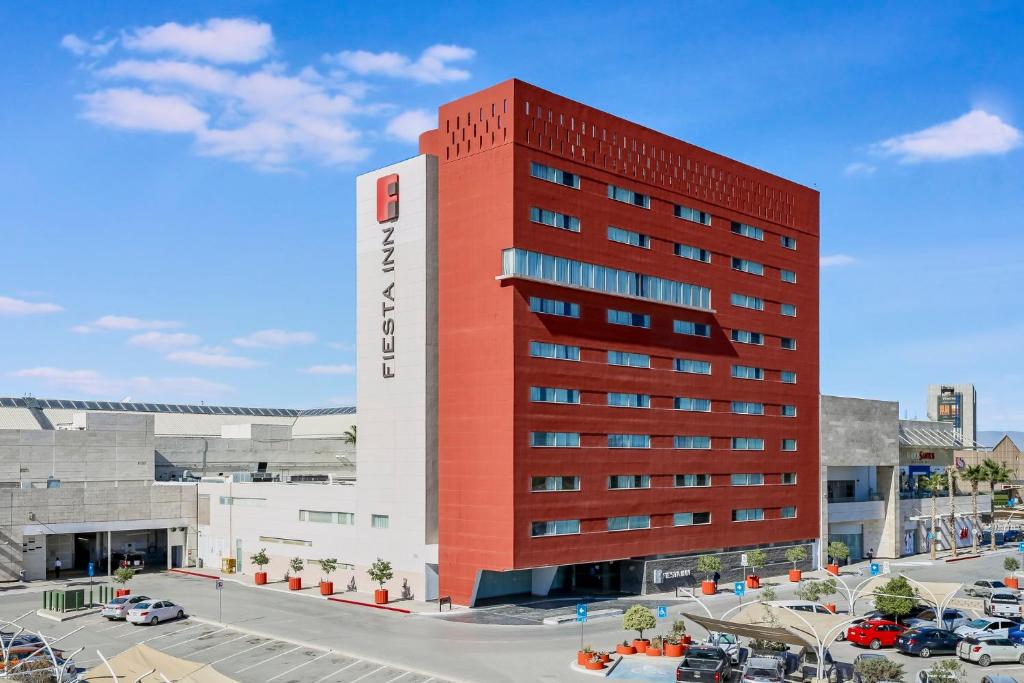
[530,507,797,537]
[532,472,796,491]
[529,431,796,450]
[530,161,800,251]
[527,386,796,416]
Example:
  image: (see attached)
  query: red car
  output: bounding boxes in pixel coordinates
[846,619,906,649]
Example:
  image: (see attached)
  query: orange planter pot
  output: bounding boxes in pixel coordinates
[701,580,716,595]
[646,647,662,657]
[374,588,389,604]
[826,564,840,576]
[598,653,610,663]
[288,577,302,591]
[320,581,334,596]
[584,661,605,671]
[1006,577,1019,589]
[682,635,692,645]
[577,651,591,666]
[616,644,636,655]
[254,572,267,585]
[664,643,684,657]
[824,603,837,613]
[789,569,802,582]
[632,639,649,653]
[115,588,131,597]
[747,575,760,589]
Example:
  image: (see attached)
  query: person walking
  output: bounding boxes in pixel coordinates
[53,557,62,580]
[865,548,874,564]
[713,570,721,590]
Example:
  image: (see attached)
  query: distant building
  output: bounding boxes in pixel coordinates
[927,384,976,446]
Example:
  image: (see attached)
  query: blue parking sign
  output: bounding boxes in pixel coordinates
[576,603,588,622]
[658,605,667,618]
[1017,542,1024,553]
[734,581,745,596]
[870,562,880,576]
[87,562,94,577]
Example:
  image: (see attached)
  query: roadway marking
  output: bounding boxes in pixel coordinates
[234,645,301,673]
[386,673,412,683]
[207,640,269,665]
[162,627,227,649]
[137,623,205,644]
[265,650,333,681]
[350,666,385,683]
[185,632,249,655]
[98,621,131,632]
[311,659,362,683]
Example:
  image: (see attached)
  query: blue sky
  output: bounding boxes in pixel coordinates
[1,2,1022,428]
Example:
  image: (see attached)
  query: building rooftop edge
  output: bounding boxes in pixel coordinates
[0,397,355,417]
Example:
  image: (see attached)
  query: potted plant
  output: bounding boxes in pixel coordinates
[1005,557,1021,589]
[368,557,393,604]
[696,555,721,595]
[797,578,839,613]
[318,557,338,595]
[785,546,808,582]
[598,651,611,664]
[615,639,636,655]
[623,604,656,652]
[664,634,684,658]
[670,618,691,646]
[746,549,767,588]
[818,577,839,612]
[250,548,269,585]
[287,557,304,590]
[113,566,135,597]
[584,655,605,671]
[576,645,593,666]
[826,541,849,576]
[646,635,663,657]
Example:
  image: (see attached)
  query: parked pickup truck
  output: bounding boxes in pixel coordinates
[676,646,735,683]
[986,592,1022,618]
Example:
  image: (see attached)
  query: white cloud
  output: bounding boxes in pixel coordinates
[330,44,475,84]
[386,109,434,143]
[80,88,208,133]
[872,110,1022,163]
[325,341,354,352]
[0,295,63,316]
[233,329,317,348]
[127,331,200,350]
[73,315,183,334]
[61,33,116,58]
[166,348,263,368]
[843,162,876,177]
[821,254,857,267]
[8,367,232,399]
[122,18,273,64]
[300,364,355,375]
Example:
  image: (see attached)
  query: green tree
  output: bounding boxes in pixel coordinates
[759,584,778,602]
[318,557,338,583]
[947,467,959,558]
[785,545,808,570]
[961,464,986,554]
[342,425,357,445]
[925,659,964,683]
[112,566,135,586]
[367,557,393,590]
[983,458,1013,550]
[827,541,850,565]
[696,555,721,581]
[746,549,767,575]
[919,473,947,559]
[249,548,269,572]
[873,576,918,620]
[1005,556,1020,575]
[622,604,657,640]
[288,557,304,576]
[854,656,905,683]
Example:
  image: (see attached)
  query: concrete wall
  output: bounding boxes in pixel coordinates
[641,542,816,594]
[153,433,354,480]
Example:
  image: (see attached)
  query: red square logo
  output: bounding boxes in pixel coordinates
[376,174,399,223]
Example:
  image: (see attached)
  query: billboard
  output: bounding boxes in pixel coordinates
[936,388,962,430]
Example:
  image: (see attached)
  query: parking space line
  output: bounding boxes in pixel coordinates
[98,621,131,632]
[137,623,205,644]
[207,640,268,665]
[386,673,412,683]
[265,650,333,681]
[311,659,362,683]
[350,666,385,683]
[186,632,249,655]
[234,645,301,673]
[163,627,227,649]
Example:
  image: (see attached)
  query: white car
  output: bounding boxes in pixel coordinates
[126,600,185,625]
[904,608,971,631]
[967,581,1020,598]
[957,636,1024,666]
[955,618,1018,639]
[100,594,151,620]
[705,632,741,663]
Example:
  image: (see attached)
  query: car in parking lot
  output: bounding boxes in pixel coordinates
[982,531,1007,546]
[986,592,1022,618]
[895,627,962,657]
[126,599,185,625]
[846,619,906,649]
[739,655,786,683]
[904,608,970,631]
[675,646,734,682]
[955,618,1019,639]
[967,580,1019,598]
[1004,530,1023,543]
[100,594,151,620]
[957,636,1024,666]
[705,632,741,664]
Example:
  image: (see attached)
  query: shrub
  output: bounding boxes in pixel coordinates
[249,548,269,571]
[827,541,850,564]
[925,659,964,683]
[746,549,768,573]
[288,557,304,575]
[622,605,657,640]
[113,567,135,585]
[318,558,338,582]
[873,576,918,619]
[854,656,905,683]
[785,546,808,569]
[669,618,687,639]
[367,557,394,590]
[1005,556,1021,574]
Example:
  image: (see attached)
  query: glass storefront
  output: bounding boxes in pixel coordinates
[829,532,863,562]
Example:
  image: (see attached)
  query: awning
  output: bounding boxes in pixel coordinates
[82,644,238,683]
[683,611,813,648]
[852,576,963,610]
[899,425,988,450]
[731,604,852,642]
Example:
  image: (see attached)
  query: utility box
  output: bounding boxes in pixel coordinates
[221,557,236,574]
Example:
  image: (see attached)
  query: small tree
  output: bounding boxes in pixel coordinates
[288,557,304,577]
[746,549,767,576]
[827,541,850,565]
[796,578,837,603]
[342,425,357,445]
[622,604,657,641]
[696,555,722,581]
[669,618,687,641]
[1005,556,1021,576]
[760,584,777,602]
[319,557,338,583]
[367,557,393,590]
[785,545,808,570]
[926,659,964,683]
[250,548,269,573]
[113,566,135,586]
[873,575,918,621]
[854,656,905,683]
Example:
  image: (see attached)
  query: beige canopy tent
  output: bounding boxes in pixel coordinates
[846,575,964,614]
[731,603,854,641]
[81,644,238,683]
[683,612,813,647]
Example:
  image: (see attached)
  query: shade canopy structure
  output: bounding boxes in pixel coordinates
[82,644,238,683]
[850,575,964,613]
[683,611,814,648]
[731,604,852,641]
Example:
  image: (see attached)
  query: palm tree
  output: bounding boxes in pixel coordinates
[920,473,948,560]
[342,424,357,445]
[983,458,1013,551]
[962,464,986,554]
[947,467,959,558]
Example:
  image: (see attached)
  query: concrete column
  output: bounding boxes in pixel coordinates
[530,566,558,596]
[107,531,111,577]
[167,528,172,570]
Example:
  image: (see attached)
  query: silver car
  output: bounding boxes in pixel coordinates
[955,618,1018,639]
[100,594,151,620]
[126,600,185,625]
[741,656,786,683]
[967,580,1019,598]
[904,608,971,631]
[957,636,1024,666]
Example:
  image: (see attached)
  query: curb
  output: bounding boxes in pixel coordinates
[35,608,101,622]
[543,608,623,625]
[169,568,220,580]
[326,596,411,614]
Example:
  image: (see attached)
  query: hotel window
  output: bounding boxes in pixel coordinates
[731,293,764,311]
[674,511,711,526]
[781,337,797,350]
[608,475,650,490]
[675,474,711,487]
[731,473,764,486]
[782,472,798,485]
[529,341,580,361]
[531,476,580,492]
[675,397,711,412]
[731,437,765,450]
[530,386,580,404]
[608,226,650,248]
[730,221,764,241]
[607,515,651,531]
[530,161,579,188]
[299,510,354,525]
[674,243,711,263]
[608,309,651,328]
[529,296,579,318]
[674,320,711,337]
[781,371,797,384]
[608,392,650,408]
[607,350,650,368]
[608,434,650,448]
[675,359,711,374]
[732,508,765,522]
[732,258,764,276]
[607,184,650,208]
[780,303,797,317]
[370,514,390,529]
[730,329,764,345]
[531,519,580,537]
[781,269,797,283]
[674,204,712,226]
[731,401,764,415]
[782,439,798,451]
[731,365,764,381]
[675,435,711,450]
[780,506,797,518]
[503,248,712,310]
[781,235,797,250]
[530,207,580,232]
[781,405,797,417]
[530,432,580,447]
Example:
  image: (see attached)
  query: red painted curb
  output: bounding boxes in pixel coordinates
[327,596,411,614]
[169,569,220,580]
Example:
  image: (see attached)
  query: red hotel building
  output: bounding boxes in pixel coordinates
[414,79,819,606]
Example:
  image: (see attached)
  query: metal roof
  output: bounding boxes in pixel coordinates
[0,397,355,417]
[899,423,987,450]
